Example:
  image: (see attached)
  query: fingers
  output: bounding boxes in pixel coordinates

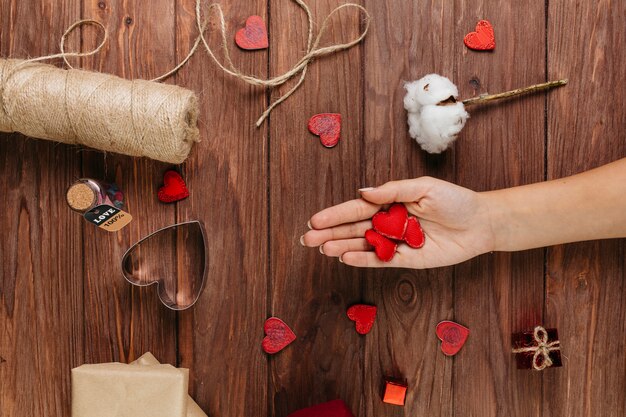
[301,220,371,247]
[340,247,425,269]
[359,177,435,205]
[309,198,380,230]
[321,238,370,257]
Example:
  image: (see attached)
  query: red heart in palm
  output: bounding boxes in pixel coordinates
[262,317,296,354]
[157,170,189,203]
[372,203,408,240]
[404,217,425,248]
[365,229,397,262]
[436,321,470,356]
[235,15,269,50]
[347,304,377,335]
[308,113,342,148]
[464,20,495,51]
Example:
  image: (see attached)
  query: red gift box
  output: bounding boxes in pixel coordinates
[512,326,562,370]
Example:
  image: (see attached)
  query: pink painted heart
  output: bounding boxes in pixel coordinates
[347,304,377,335]
[262,317,296,354]
[308,113,342,148]
[235,15,269,50]
[464,20,495,51]
[436,320,469,356]
[371,203,408,240]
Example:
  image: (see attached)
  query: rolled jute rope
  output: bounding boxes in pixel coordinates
[511,326,561,371]
[0,21,199,164]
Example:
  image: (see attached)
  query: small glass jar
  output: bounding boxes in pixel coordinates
[66,178,124,213]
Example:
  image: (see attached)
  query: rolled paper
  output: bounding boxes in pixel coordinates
[131,352,207,417]
[0,59,199,164]
[71,362,189,417]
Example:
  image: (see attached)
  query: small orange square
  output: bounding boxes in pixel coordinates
[383,381,407,406]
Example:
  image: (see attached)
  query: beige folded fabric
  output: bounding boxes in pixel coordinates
[131,352,207,417]
[72,362,188,417]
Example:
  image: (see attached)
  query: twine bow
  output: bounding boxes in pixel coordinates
[511,326,561,371]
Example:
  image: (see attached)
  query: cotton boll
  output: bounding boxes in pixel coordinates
[404,74,460,109]
[408,102,469,154]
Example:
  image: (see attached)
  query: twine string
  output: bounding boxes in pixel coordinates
[511,326,561,371]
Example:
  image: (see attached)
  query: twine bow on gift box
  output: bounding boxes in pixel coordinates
[511,326,561,371]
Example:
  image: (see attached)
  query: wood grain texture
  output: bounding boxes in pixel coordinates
[268,0,364,415]
[545,1,626,416]
[80,0,177,365]
[0,1,625,417]
[361,1,456,416]
[0,1,83,416]
[452,2,547,416]
[174,0,269,416]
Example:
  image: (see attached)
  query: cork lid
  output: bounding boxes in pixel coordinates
[66,183,96,211]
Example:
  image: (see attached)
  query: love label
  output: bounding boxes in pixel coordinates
[84,204,132,232]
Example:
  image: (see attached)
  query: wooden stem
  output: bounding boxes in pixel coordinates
[462,79,568,106]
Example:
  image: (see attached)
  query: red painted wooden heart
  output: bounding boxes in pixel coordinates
[464,20,495,51]
[436,321,470,356]
[308,113,342,148]
[372,203,408,240]
[262,317,296,354]
[235,15,269,50]
[347,304,377,335]
[157,170,189,203]
[365,229,397,262]
[404,217,425,248]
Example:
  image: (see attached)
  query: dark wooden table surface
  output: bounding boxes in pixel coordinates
[1,1,625,416]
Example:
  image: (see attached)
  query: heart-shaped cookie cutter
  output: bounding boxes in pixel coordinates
[121,220,208,310]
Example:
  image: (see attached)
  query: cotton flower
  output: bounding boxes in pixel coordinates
[404,74,469,154]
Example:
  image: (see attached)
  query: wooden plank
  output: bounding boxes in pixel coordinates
[268,0,364,415]
[361,1,456,416]
[0,1,83,416]
[81,0,178,364]
[451,2,547,416]
[545,1,626,416]
[174,0,269,416]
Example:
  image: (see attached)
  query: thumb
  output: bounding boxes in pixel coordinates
[359,177,434,204]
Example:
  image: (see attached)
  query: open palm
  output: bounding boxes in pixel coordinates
[301,177,496,268]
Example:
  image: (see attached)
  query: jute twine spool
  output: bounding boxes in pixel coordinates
[511,326,561,371]
[0,57,199,164]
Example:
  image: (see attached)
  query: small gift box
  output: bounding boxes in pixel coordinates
[512,326,562,370]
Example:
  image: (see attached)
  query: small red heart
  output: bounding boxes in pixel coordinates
[157,170,189,203]
[308,113,342,148]
[464,20,495,51]
[372,203,408,240]
[436,321,469,356]
[347,304,377,335]
[404,217,425,248]
[262,317,296,354]
[235,15,269,50]
[365,229,397,262]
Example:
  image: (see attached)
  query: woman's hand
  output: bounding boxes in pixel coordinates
[301,177,496,268]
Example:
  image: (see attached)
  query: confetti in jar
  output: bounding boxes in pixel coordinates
[66,178,125,213]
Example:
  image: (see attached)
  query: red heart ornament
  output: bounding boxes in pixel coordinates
[365,229,397,262]
[157,170,189,203]
[372,203,408,240]
[436,321,470,356]
[235,15,269,50]
[308,113,342,148]
[464,20,495,51]
[404,217,425,248]
[347,304,377,335]
[262,317,296,354]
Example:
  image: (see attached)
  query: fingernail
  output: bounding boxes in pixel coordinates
[339,255,344,263]
[319,245,325,255]
[299,235,305,246]
[307,220,313,230]
[358,187,375,192]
